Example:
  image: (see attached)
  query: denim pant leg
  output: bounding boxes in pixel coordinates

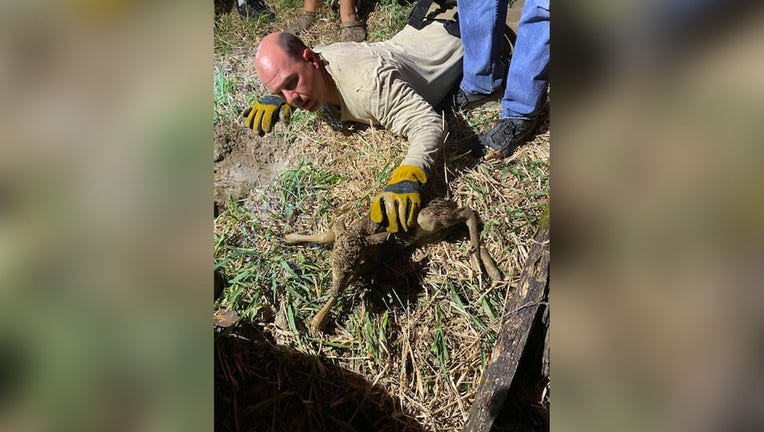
[457,0,509,95]
[501,0,550,119]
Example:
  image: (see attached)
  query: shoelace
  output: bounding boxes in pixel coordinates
[484,120,520,150]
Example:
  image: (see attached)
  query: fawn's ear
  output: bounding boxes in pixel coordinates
[332,221,347,235]
[366,232,388,246]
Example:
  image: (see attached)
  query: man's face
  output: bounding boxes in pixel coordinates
[255,36,329,112]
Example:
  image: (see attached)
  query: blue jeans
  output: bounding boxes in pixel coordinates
[458,0,550,119]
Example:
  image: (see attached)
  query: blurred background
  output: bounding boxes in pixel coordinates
[552,0,764,430]
[0,1,212,431]
[0,0,762,431]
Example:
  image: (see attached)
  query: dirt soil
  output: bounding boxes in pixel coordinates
[214,120,290,208]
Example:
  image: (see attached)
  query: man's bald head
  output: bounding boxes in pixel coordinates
[256,32,308,63]
[252,32,337,111]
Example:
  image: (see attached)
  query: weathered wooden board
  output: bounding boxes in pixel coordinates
[463,224,550,432]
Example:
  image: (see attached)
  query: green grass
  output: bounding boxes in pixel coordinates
[213,63,238,122]
[215,160,341,325]
[430,304,449,371]
[361,310,389,362]
[367,0,410,41]
[278,160,343,227]
[273,106,323,143]
[465,104,500,132]
[214,7,275,55]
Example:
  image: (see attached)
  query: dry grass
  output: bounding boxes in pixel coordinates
[214,2,549,430]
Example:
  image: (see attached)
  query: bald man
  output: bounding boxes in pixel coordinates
[245,18,463,234]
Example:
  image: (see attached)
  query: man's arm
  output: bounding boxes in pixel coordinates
[372,69,445,173]
[368,70,445,233]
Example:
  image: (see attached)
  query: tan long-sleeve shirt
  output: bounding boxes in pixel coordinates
[316,22,463,172]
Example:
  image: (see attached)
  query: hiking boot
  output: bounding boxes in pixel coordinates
[452,88,501,111]
[340,21,366,42]
[286,11,318,34]
[238,0,275,22]
[339,20,367,42]
[479,117,540,159]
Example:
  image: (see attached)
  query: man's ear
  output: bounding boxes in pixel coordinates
[302,49,321,68]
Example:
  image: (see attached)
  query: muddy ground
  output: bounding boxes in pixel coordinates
[214,120,291,209]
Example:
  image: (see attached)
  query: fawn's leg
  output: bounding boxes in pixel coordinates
[479,247,502,280]
[460,207,502,280]
[459,207,480,254]
[310,296,336,331]
[285,231,336,244]
[459,206,486,276]
[285,221,345,244]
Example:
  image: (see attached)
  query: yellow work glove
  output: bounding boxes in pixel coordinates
[242,95,293,136]
[370,165,427,233]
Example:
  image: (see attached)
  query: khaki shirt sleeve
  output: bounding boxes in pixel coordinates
[370,63,443,173]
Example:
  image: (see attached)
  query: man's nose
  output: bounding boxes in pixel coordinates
[282,90,300,107]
